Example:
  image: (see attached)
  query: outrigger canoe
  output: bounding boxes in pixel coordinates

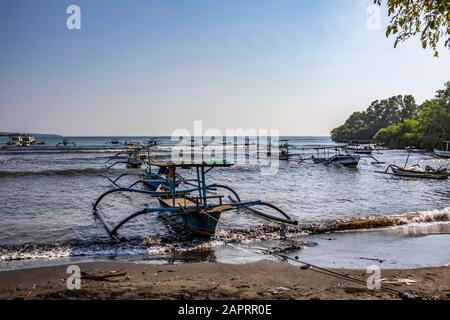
[93,161,298,240]
[377,165,448,180]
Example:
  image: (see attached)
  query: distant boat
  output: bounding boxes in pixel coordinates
[278,139,302,161]
[56,138,76,147]
[343,140,374,155]
[312,147,360,166]
[344,145,373,155]
[7,135,23,146]
[434,141,450,158]
[6,134,43,147]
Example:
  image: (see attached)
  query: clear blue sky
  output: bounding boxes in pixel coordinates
[1,0,449,136]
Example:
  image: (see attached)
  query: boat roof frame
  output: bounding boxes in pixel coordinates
[147,161,233,168]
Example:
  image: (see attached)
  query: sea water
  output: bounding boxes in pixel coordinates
[0,136,449,270]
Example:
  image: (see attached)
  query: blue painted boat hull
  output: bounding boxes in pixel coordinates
[158,199,221,237]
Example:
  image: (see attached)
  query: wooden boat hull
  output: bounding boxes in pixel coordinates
[434,149,450,158]
[158,198,221,237]
[391,167,448,180]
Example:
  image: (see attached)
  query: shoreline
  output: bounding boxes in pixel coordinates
[3,221,450,272]
[1,260,449,300]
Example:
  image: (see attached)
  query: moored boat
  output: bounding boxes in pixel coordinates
[6,135,23,146]
[312,147,360,166]
[377,164,448,180]
[344,146,373,155]
[434,141,450,158]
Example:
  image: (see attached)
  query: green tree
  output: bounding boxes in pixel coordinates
[372,82,450,149]
[418,82,450,147]
[374,0,450,56]
[374,119,420,148]
[331,95,416,142]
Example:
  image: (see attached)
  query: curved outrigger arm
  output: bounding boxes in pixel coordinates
[92,187,169,211]
[223,200,298,226]
[107,173,134,188]
[105,160,130,169]
[104,151,126,168]
[93,206,179,241]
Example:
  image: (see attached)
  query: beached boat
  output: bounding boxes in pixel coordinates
[93,161,297,240]
[434,141,450,158]
[312,147,360,166]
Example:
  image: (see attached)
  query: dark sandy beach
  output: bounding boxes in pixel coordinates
[1,260,449,300]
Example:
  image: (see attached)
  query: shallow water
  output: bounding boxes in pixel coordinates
[0,136,449,270]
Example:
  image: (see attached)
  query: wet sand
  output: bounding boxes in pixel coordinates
[1,260,449,300]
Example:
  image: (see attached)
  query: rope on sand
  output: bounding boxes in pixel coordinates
[227,243,423,300]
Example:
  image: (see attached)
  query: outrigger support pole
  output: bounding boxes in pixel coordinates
[245,201,298,226]
[93,207,176,241]
[109,208,171,237]
[108,173,131,188]
[92,187,167,211]
[105,161,130,169]
[365,155,385,165]
[214,184,241,202]
[229,199,298,226]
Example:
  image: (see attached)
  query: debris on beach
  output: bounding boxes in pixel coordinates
[381,276,418,286]
[359,256,386,263]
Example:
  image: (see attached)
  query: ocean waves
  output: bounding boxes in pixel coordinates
[1,207,449,265]
[0,167,119,177]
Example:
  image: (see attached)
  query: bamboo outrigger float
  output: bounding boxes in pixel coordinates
[93,161,297,240]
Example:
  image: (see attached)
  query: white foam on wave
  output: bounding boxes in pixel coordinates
[396,207,450,224]
[2,207,449,263]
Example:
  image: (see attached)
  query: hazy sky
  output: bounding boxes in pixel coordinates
[1,0,449,136]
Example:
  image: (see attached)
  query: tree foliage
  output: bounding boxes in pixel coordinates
[332,82,450,149]
[418,82,450,146]
[374,0,450,56]
[374,119,421,148]
[331,95,417,142]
